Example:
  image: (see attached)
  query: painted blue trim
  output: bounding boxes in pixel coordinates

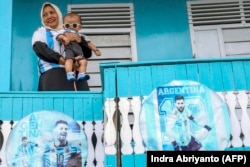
[198,63,211,88]
[220,62,234,90]
[0,92,103,120]
[232,61,247,90]
[243,61,250,90]
[122,155,134,167]
[186,64,199,82]
[101,58,250,97]
[117,68,129,96]
[0,0,12,91]
[209,62,223,91]
[100,57,250,69]
[104,155,117,167]
[134,154,146,167]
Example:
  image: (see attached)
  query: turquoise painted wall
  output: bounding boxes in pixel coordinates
[10,0,192,91]
[0,1,12,91]
[135,0,192,61]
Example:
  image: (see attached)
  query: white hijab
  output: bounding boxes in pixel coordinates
[40,2,63,30]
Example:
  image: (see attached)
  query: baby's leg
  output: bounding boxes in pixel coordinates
[78,58,87,73]
[65,59,74,73]
[65,59,75,81]
[77,58,90,81]
[64,44,76,81]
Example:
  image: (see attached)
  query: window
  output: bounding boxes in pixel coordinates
[68,3,137,91]
[187,0,250,58]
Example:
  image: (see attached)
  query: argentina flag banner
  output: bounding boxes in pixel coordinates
[140,80,231,151]
[5,110,88,167]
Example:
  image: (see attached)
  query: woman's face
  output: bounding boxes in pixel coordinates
[42,5,59,29]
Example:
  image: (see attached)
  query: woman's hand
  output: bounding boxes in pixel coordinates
[57,34,70,45]
[64,32,81,43]
[58,56,65,65]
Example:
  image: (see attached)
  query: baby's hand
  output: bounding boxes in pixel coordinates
[94,49,101,56]
[62,36,70,45]
[64,32,81,43]
[57,34,70,45]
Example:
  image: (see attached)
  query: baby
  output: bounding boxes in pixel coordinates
[57,12,101,81]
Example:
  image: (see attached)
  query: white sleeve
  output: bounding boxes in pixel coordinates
[31,27,46,46]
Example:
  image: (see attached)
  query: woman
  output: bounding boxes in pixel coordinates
[32,2,89,91]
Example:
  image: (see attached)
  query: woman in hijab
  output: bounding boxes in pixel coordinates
[32,2,89,91]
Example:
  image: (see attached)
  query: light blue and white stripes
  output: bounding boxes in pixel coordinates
[139,80,231,151]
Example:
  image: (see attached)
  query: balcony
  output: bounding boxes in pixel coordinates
[1,57,250,167]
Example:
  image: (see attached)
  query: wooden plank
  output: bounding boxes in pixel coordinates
[93,97,103,120]
[162,64,176,84]
[138,66,153,96]
[89,87,102,91]
[198,63,212,88]
[194,29,221,58]
[209,62,224,91]
[220,62,235,91]
[84,98,94,121]
[244,61,250,90]
[122,155,134,167]
[22,98,33,118]
[43,97,54,111]
[63,98,74,118]
[232,61,247,90]
[73,98,84,120]
[223,28,250,42]
[87,34,131,47]
[117,67,129,97]
[88,60,131,90]
[0,92,103,120]
[186,63,199,82]
[32,98,43,113]
[89,47,131,59]
[103,68,116,98]
[151,65,166,88]
[88,59,130,73]
[134,154,146,167]
[174,64,188,81]
[0,98,12,120]
[128,67,141,96]
[12,97,22,120]
[53,97,64,112]
[104,155,117,167]
[225,42,250,55]
[88,73,102,87]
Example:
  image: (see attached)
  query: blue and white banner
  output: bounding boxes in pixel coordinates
[5,110,88,167]
[140,80,231,151]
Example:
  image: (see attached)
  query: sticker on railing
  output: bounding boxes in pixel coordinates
[5,110,88,167]
[139,80,231,151]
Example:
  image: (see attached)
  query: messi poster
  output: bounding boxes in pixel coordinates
[139,80,231,151]
[5,110,88,167]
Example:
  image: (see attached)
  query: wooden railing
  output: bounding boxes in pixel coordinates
[104,91,250,154]
[1,57,250,167]
[100,57,250,167]
[0,92,104,167]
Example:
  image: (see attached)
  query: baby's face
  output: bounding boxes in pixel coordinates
[63,15,82,32]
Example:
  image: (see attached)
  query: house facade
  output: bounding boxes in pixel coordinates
[1,0,250,167]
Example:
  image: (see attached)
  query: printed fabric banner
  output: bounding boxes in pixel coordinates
[139,80,231,151]
[5,110,88,167]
